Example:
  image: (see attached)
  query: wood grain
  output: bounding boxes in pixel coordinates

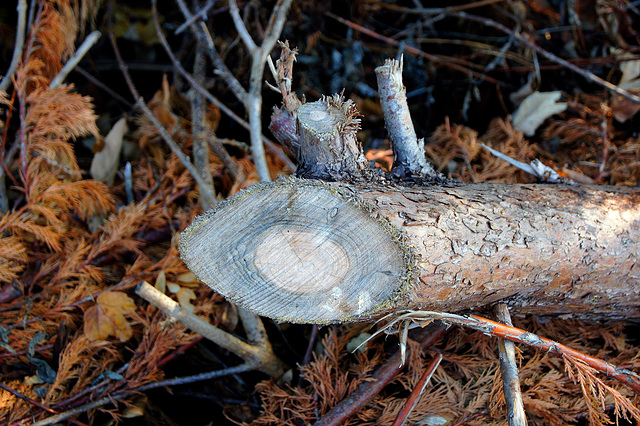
[179,179,412,323]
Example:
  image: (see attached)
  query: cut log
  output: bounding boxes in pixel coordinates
[179,178,640,324]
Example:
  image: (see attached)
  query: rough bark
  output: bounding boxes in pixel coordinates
[180,178,640,324]
[375,57,434,178]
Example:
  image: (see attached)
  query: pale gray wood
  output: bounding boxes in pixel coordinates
[295,97,369,180]
[179,179,411,323]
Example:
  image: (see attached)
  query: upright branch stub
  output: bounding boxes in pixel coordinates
[296,94,369,180]
[375,57,435,178]
[268,41,303,157]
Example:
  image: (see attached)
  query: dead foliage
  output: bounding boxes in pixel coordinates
[1,0,640,425]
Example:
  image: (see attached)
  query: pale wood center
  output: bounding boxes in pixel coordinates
[254,226,349,293]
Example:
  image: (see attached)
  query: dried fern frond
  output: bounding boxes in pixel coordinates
[0,235,28,283]
[564,353,640,425]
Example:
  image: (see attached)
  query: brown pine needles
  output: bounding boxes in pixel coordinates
[2,1,640,425]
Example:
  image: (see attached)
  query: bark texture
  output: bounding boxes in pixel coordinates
[375,58,434,177]
[180,178,640,323]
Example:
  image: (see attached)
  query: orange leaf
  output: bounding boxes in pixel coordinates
[84,291,136,342]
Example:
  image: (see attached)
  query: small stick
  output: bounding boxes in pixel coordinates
[174,0,217,34]
[228,0,294,182]
[325,11,500,85]
[152,1,248,180]
[49,31,101,90]
[175,0,248,102]
[495,304,527,426]
[315,323,447,426]
[163,0,295,173]
[190,31,216,210]
[390,353,443,426]
[0,0,27,92]
[135,281,285,377]
[229,0,258,53]
[74,67,133,108]
[109,32,217,208]
[0,382,58,415]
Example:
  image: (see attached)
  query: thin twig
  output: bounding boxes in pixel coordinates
[229,0,257,53]
[229,0,294,182]
[174,0,247,102]
[135,281,286,377]
[0,382,58,415]
[168,0,295,173]
[152,0,241,182]
[25,364,252,426]
[0,0,27,92]
[49,31,101,89]
[390,353,443,426]
[0,142,19,213]
[325,11,501,85]
[375,311,640,393]
[190,30,216,210]
[174,0,217,34]
[74,67,133,108]
[452,12,640,104]
[378,0,505,15]
[495,304,527,426]
[315,323,448,426]
[108,32,217,207]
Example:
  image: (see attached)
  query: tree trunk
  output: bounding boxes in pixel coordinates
[179,178,640,324]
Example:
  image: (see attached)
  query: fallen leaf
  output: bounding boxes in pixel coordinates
[619,56,640,86]
[155,271,166,293]
[610,55,640,123]
[512,91,568,136]
[176,288,196,313]
[84,291,136,342]
[177,272,197,283]
[167,282,181,293]
[90,117,128,185]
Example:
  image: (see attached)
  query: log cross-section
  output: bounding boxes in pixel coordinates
[179,179,414,323]
[179,178,640,324]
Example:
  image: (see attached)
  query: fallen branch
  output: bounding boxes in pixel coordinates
[135,281,286,377]
[180,174,640,323]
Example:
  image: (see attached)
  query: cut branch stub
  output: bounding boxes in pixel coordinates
[375,57,434,177]
[179,179,413,323]
[296,95,369,180]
